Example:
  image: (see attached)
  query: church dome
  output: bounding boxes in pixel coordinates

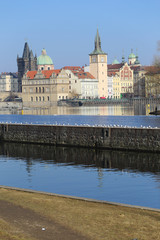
[112,58,119,64]
[37,49,53,65]
[128,50,136,59]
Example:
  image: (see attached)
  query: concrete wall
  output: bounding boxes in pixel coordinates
[0,124,160,152]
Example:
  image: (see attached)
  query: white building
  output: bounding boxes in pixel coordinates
[80,77,98,99]
[64,68,98,99]
[0,73,18,92]
[107,76,113,98]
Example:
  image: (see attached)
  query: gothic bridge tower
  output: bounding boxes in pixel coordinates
[17,42,37,91]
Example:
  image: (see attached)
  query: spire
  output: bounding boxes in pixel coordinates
[22,42,30,58]
[29,50,34,59]
[135,50,140,64]
[89,28,106,55]
[95,28,101,51]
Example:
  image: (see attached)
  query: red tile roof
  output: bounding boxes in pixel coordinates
[26,71,37,79]
[108,72,116,77]
[26,69,61,79]
[76,72,95,79]
[63,66,83,72]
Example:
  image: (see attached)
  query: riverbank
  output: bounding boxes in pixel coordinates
[0,187,160,240]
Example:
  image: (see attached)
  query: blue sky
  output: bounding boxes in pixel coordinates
[0,0,160,72]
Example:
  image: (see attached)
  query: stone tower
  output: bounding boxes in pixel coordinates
[89,29,108,98]
[17,42,37,91]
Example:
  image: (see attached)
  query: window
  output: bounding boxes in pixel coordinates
[48,67,50,70]
[39,96,41,101]
[41,67,44,70]
[69,86,71,89]
[36,87,38,93]
[47,96,49,101]
[69,74,71,78]
[31,97,33,102]
[42,87,44,93]
[36,97,38,101]
[39,87,41,93]
[43,96,45,101]
[75,80,77,83]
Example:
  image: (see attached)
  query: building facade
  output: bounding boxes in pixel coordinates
[64,68,98,99]
[0,72,18,92]
[108,62,134,98]
[22,69,69,107]
[107,76,113,98]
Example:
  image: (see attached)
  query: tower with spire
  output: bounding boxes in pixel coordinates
[89,29,108,98]
[17,42,37,91]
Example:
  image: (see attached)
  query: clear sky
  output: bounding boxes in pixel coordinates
[0,0,160,72]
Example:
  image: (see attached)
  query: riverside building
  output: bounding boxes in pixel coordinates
[0,72,18,92]
[22,69,69,107]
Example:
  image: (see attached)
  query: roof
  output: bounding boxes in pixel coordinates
[63,66,82,72]
[89,29,107,56]
[108,63,124,70]
[76,72,95,79]
[128,50,136,59]
[0,72,18,78]
[26,69,61,79]
[107,72,117,77]
[37,49,53,65]
[112,59,120,64]
[145,66,160,76]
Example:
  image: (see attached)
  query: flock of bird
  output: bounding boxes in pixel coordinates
[0,121,158,129]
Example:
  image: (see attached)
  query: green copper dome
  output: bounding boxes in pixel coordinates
[128,49,136,59]
[112,58,119,64]
[37,49,53,65]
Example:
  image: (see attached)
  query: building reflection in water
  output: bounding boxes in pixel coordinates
[1,142,160,176]
[0,102,160,116]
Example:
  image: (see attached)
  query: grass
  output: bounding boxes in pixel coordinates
[0,188,160,240]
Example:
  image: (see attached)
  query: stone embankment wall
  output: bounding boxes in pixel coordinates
[0,124,160,152]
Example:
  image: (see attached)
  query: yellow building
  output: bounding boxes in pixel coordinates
[108,62,134,98]
[89,29,108,98]
[112,73,121,99]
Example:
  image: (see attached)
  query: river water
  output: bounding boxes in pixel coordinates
[0,142,160,209]
[0,104,160,209]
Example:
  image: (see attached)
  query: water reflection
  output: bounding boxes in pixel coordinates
[1,142,160,175]
[1,142,160,208]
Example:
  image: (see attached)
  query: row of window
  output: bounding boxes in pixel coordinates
[31,96,50,102]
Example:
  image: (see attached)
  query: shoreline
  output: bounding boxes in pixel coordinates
[1,185,160,213]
